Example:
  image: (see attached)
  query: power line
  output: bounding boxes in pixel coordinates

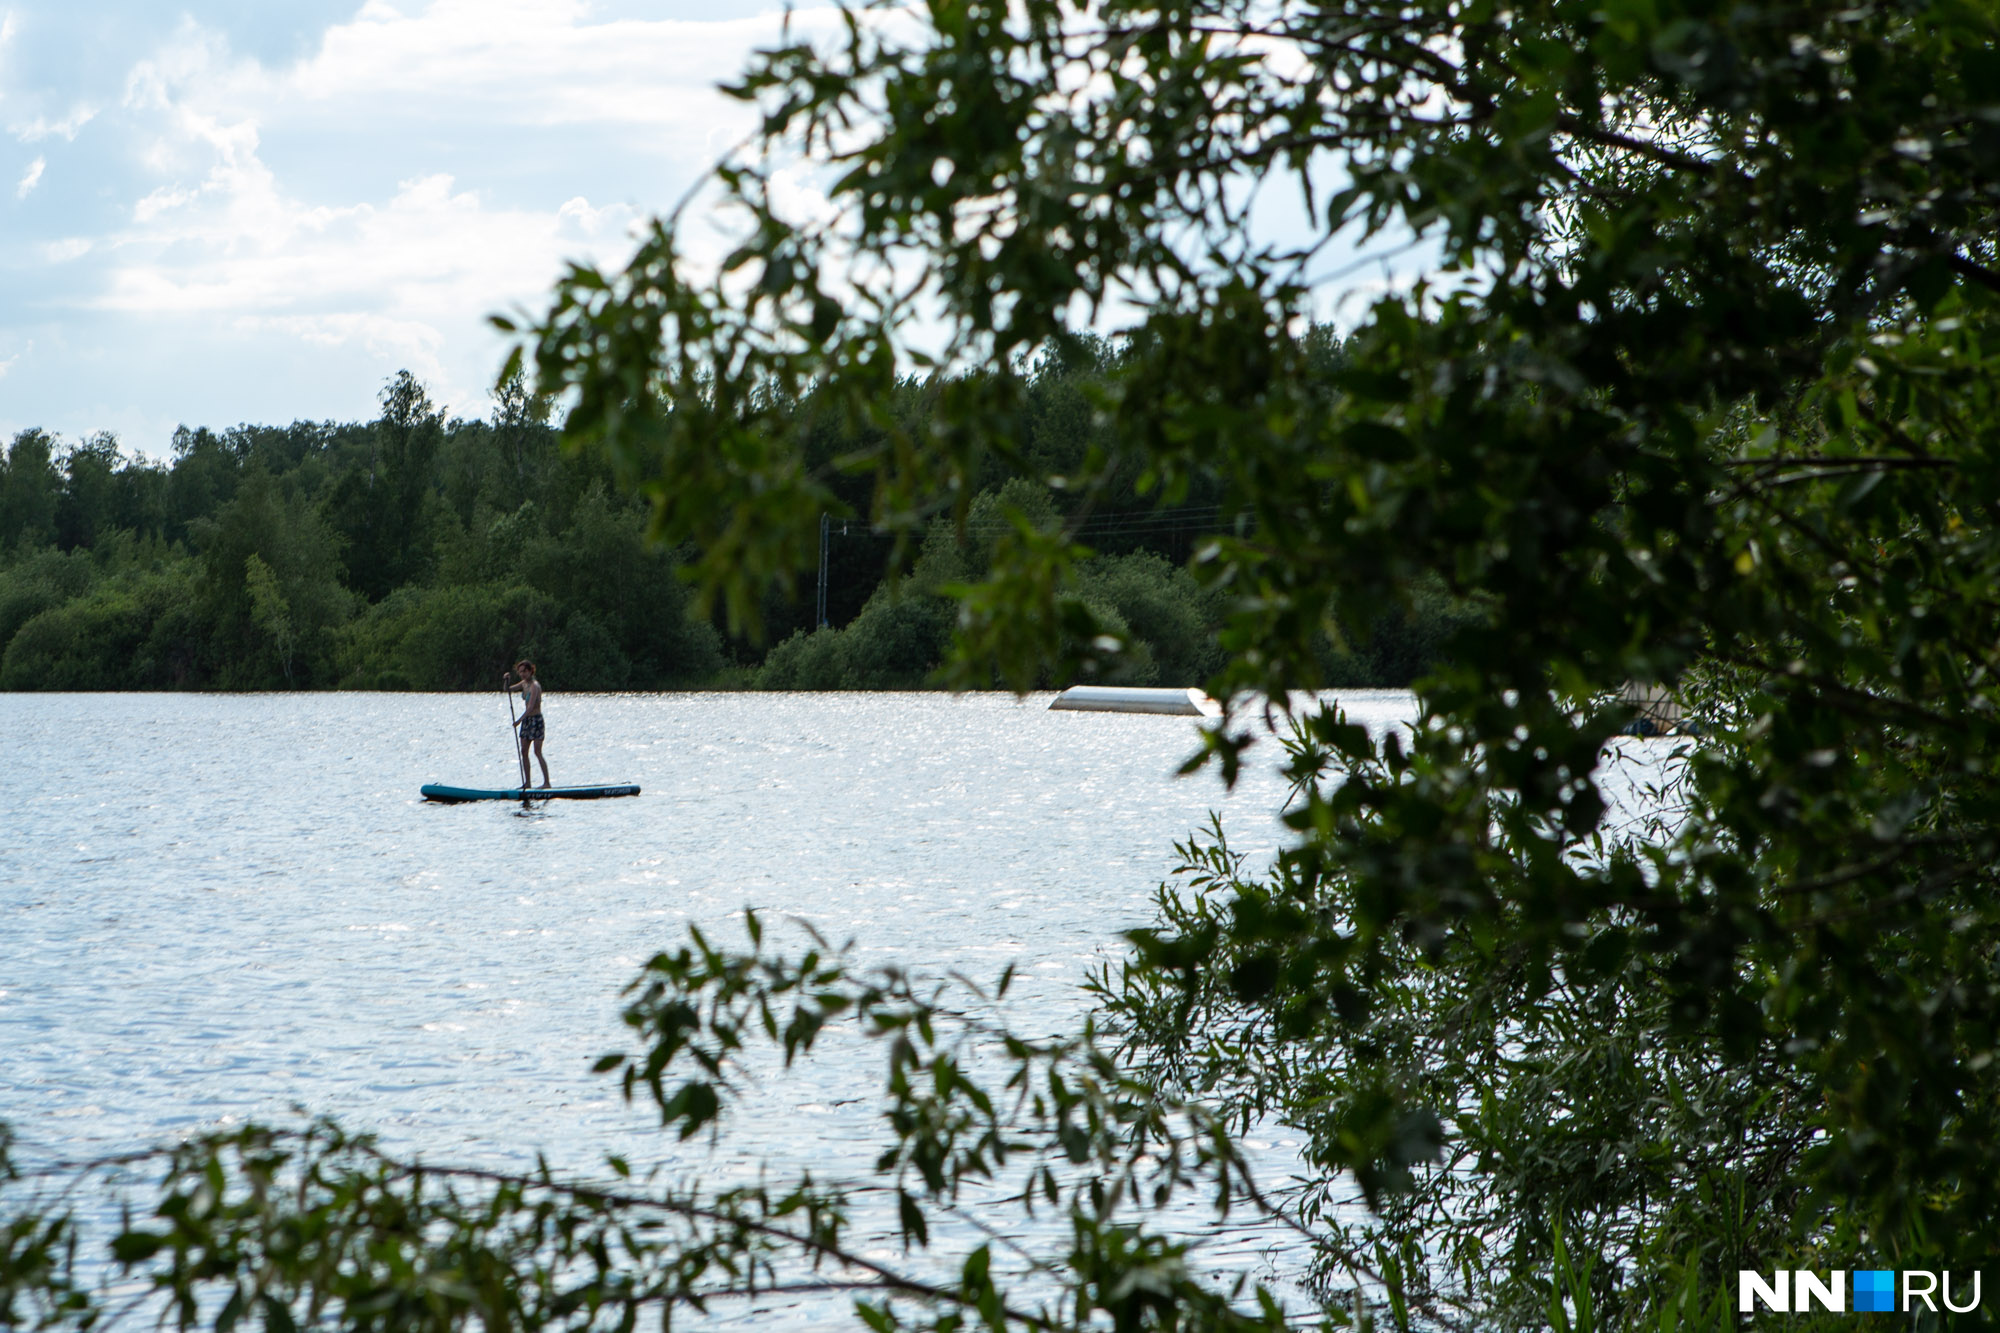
[914,506,1228,534]
[814,506,1232,623]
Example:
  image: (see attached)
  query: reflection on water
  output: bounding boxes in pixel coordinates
[3,692,1421,1321]
[1,690,1676,1325]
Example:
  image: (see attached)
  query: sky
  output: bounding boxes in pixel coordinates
[1,1,1425,460]
[0,0,839,455]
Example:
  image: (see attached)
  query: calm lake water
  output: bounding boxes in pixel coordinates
[2,690,1682,1325]
[3,690,1437,1323]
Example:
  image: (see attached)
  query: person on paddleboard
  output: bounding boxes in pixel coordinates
[504,660,551,788]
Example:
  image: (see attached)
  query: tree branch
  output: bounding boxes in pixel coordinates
[1554,115,1719,176]
[1948,253,2000,297]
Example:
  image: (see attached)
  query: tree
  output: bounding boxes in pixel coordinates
[54,432,122,552]
[328,371,446,599]
[196,468,353,687]
[518,0,2000,1321]
[1,429,61,553]
[492,368,555,509]
[166,426,240,547]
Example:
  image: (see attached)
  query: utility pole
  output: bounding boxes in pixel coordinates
[816,513,830,628]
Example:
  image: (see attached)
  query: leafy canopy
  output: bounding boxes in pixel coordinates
[519,0,2000,1316]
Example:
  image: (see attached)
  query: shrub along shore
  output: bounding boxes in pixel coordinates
[1,349,1473,694]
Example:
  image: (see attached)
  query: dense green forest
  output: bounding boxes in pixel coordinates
[0,341,1469,692]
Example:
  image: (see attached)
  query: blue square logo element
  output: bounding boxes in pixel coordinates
[1854,1270,1897,1313]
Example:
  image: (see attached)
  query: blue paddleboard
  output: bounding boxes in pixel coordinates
[421,783,640,802]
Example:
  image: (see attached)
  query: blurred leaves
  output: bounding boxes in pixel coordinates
[519,0,2000,1322]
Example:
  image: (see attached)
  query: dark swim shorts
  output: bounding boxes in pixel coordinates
[520,714,545,742]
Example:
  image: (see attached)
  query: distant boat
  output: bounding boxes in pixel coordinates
[421,783,640,803]
[1048,686,1222,717]
[1615,681,1690,737]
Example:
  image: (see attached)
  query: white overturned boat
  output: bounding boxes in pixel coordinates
[1048,686,1221,717]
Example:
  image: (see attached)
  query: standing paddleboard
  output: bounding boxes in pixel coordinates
[421,783,640,802]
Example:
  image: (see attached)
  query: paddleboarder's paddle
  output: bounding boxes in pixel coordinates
[504,670,529,798]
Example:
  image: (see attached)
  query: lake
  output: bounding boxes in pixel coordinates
[7,689,1457,1324]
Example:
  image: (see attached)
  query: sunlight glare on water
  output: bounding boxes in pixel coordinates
[2,690,1677,1325]
[5,691,1379,1161]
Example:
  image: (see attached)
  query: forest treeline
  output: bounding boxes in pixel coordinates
[0,336,1471,691]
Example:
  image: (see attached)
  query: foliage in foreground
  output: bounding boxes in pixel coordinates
[514,0,2000,1322]
[9,0,2000,1329]
[1,921,1336,1333]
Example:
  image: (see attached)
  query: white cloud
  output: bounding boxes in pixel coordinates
[284,0,846,136]
[766,164,838,230]
[12,104,96,142]
[123,3,847,169]
[103,168,642,319]
[14,152,40,196]
[58,2,844,411]
[5,0,892,439]
[133,184,193,221]
[239,311,450,390]
[98,164,647,413]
